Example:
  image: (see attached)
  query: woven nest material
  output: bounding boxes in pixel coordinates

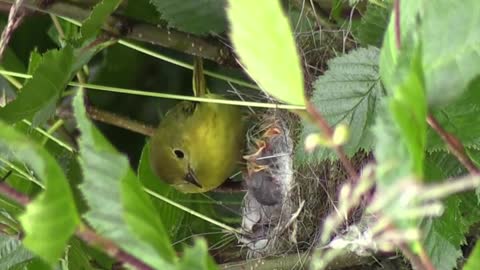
[239,109,370,260]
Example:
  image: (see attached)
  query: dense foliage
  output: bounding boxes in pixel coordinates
[0,0,479,269]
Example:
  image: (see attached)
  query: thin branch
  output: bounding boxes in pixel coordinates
[0,179,155,270]
[427,114,480,174]
[86,106,155,137]
[394,0,401,49]
[397,243,430,270]
[0,0,231,64]
[305,101,358,180]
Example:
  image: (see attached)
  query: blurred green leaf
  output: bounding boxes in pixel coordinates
[387,46,426,178]
[423,152,480,270]
[422,197,465,270]
[0,122,79,265]
[227,0,305,106]
[377,0,426,186]
[355,2,391,47]
[73,90,176,269]
[422,0,480,106]
[296,47,384,163]
[379,0,422,92]
[0,234,34,269]
[427,77,480,151]
[80,0,122,42]
[178,239,217,270]
[63,238,95,270]
[464,241,480,270]
[150,0,227,35]
[138,143,191,241]
[0,46,74,125]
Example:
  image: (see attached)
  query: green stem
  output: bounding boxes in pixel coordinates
[0,69,306,110]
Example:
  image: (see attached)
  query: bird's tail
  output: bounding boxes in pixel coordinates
[192,56,208,97]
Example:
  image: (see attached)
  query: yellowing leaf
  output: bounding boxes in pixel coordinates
[227,0,305,106]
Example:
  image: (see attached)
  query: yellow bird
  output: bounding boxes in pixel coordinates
[150,57,246,193]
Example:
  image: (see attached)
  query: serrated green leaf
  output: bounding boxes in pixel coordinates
[80,0,122,42]
[73,90,176,269]
[0,46,74,124]
[422,0,480,106]
[296,47,384,163]
[355,3,391,47]
[0,234,34,269]
[0,122,79,265]
[178,239,217,270]
[423,153,480,270]
[422,197,464,270]
[228,0,305,106]
[138,143,191,241]
[427,78,480,151]
[63,238,95,270]
[150,0,227,35]
[464,241,480,270]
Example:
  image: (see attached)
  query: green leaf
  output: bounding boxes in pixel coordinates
[387,45,426,177]
[422,197,464,270]
[377,1,426,184]
[379,0,423,92]
[422,0,480,106]
[427,78,480,151]
[355,2,391,47]
[0,121,79,265]
[227,0,305,106]
[73,90,176,269]
[423,152,480,270]
[296,47,384,163]
[0,46,74,124]
[464,241,480,270]
[63,238,95,270]
[0,234,34,269]
[80,0,123,42]
[150,0,227,35]
[178,239,217,270]
[138,143,191,241]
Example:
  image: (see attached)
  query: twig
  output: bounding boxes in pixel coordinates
[305,101,358,180]
[219,249,376,270]
[394,0,401,49]
[0,0,25,62]
[397,243,430,270]
[0,0,231,64]
[0,180,154,270]
[427,114,480,174]
[86,106,155,137]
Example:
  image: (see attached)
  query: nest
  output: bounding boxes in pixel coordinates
[239,109,370,261]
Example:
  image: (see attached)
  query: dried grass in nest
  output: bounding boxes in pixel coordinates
[239,107,371,260]
[236,13,364,263]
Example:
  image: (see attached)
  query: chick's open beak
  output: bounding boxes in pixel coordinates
[185,167,202,188]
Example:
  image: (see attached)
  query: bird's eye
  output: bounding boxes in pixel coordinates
[173,149,185,159]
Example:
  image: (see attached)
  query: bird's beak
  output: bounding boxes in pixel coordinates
[185,167,202,188]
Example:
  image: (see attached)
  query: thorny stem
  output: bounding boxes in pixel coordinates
[305,101,358,180]
[426,114,480,174]
[0,0,231,63]
[0,178,154,270]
